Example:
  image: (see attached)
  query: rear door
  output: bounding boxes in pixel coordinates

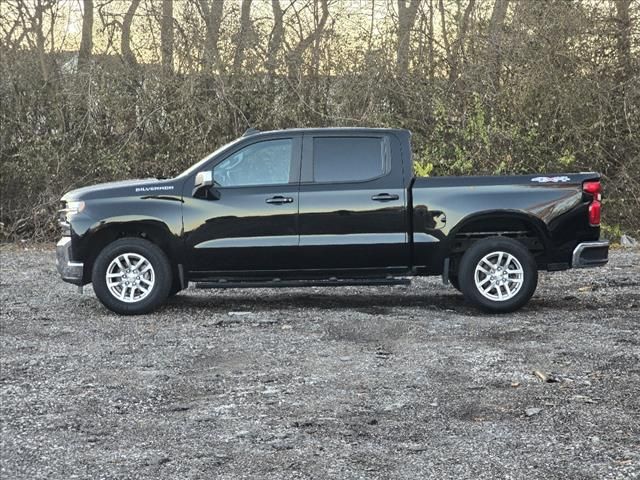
[297,132,410,273]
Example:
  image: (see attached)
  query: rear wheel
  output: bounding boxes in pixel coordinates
[458,237,538,313]
[91,238,172,315]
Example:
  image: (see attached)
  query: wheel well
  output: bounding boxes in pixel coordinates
[82,223,177,283]
[448,215,548,277]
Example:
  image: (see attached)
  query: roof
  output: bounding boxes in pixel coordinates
[241,127,410,138]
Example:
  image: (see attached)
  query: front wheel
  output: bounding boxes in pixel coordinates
[458,237,538,313]
[91,238,173,315]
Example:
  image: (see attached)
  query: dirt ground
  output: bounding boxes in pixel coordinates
[1,246,639,479]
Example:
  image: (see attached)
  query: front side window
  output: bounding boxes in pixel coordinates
[313,136,388,183]
[213,138,292,187]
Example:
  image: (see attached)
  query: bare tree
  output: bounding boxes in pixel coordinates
[26,0,53,82]
[438,0,452,76]
[286,0,329,78]
[427,0,435,79]
[77,0,93,71]
[121,0,140,70]
[487,0,509,87]
[448,0,475,82]
[267,0,284,76]
[198,0,224,72]
[614,0,632,82]
[232,0,253,75]
[160,0,174,75]
[397,0,421,76]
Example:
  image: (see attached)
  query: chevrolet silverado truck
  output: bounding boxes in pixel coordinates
[56,128,609,315]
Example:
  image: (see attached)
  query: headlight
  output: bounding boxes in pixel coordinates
[62,201,85,215]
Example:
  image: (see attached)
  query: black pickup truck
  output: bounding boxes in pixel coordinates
[56,128,608,315]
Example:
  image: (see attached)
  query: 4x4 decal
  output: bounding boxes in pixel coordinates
[531,176,571,183]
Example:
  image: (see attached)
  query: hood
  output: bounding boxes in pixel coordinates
[61,178,180,201]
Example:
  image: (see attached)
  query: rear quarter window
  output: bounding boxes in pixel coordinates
[313,136,389,183]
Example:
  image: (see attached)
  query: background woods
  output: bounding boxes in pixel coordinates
[0,0,638,241]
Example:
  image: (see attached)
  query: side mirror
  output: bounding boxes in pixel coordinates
[192,170,214,197]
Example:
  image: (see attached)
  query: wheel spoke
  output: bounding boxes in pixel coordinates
[481,258,494,270]
[477,265,490,275]
[478,276,491,286]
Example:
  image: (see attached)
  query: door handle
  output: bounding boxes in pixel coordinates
[371,193,400,202]
[266,196,294,205]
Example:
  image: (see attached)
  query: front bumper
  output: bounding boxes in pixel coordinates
[56,237,84,285]
[572,240,609,268]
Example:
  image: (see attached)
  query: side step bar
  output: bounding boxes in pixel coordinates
[195,277,411,289]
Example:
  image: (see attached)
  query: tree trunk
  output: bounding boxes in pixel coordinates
[160,0,174,75]
[77,0,93,71]
[427,0,435,80]
[614,0,632,82]
[32,0,49,82]
[199,0,224,72]
[487,0,509,87]
[121,0,141,70]
[448,0,475,82]
[438,0,452,75]
[232,0,253,75]
[396,0,421,77]
[267,0,284,76]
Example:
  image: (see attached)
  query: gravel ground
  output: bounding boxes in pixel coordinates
[1,245,639,480]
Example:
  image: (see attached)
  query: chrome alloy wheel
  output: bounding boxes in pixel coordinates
[474,251,524,302]
[106,253,155,303]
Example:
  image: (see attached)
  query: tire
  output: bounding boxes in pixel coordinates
[91,238,173,315]
[458,237,538,313]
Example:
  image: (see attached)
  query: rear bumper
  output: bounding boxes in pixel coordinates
[56,237,84,285]
[572,241,609,268]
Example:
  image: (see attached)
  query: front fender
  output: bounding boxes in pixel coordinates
[69,197,183,266]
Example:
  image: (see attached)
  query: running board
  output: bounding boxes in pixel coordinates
[194,277,411,289]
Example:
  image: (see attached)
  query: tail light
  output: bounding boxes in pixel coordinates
[583,180,601,226]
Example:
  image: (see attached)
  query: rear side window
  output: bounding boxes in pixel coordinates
[313,136,388,183]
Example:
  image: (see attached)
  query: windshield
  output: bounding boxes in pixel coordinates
[177,136,246,178]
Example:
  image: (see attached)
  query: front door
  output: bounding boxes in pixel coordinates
[297,133,410,273]
[184,135,301,275]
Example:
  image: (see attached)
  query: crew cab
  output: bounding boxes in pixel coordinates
[56,128,609,315]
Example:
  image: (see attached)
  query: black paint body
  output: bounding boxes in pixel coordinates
[59,128,602,285]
